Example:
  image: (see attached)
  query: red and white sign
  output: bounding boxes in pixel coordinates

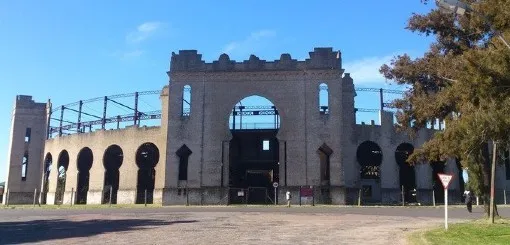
[438,173,453,189]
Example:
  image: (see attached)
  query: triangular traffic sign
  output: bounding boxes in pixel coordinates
[438,173,453,189]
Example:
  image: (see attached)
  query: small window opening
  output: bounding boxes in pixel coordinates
[25,128,31,143]
[263,140,270,151]
[21,152,29,181]
[182,85,191,117]
[319,83,329,115]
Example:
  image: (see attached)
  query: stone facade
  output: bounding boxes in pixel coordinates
[4,47,507,206]
[3,96,48,205]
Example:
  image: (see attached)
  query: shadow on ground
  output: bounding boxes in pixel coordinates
[0,218,197,244]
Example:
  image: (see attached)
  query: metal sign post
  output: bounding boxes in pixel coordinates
[273,182,278,205]
[438,173,453,230]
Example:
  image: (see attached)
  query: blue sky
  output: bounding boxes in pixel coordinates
[0,1,436,182]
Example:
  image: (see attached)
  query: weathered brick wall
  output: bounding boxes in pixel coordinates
[166,48,346,204]
[3,95,47,204]
[8,47,502,206]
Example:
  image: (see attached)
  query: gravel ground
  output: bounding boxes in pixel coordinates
[0,206,505,245]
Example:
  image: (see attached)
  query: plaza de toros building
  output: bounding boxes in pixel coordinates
[5,47,508,206]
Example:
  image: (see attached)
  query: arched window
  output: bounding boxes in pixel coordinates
[229,95,280,130]
[182,85,191,116]
[319,83,329,114]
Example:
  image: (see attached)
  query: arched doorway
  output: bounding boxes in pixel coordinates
[395,143,416,203]
[135,142,159,204]
[76,147,93,204]
[356,141,382,203]
[318,144,333,204]
[103,145,123,204]
[42,153,52,204]
[228,95,280,204]
[55,150,69,204]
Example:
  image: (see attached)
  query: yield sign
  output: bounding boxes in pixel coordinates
[438,173,453,189]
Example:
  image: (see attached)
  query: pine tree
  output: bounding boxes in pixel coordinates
[380,0,510,218]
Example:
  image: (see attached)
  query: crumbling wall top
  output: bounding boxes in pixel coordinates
[169,47,342,72]
[14,95,46,109]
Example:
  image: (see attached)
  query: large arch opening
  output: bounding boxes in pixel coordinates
[103,145,123,204]
[76,147,93,204]
[55,150,69,204]
[431,161,446,203]
[356,141,382,203]
[42,153,52,204]
[228,95,280,204]
[135,142,159,204]
[395,143,416,203]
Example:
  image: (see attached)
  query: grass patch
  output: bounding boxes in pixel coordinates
[409,219,510,245]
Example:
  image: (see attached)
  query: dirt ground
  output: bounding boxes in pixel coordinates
[0,206,477,245]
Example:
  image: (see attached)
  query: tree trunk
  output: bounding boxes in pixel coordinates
[482,144,492,217]
[481,143,501,218]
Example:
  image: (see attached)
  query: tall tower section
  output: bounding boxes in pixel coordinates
[3,95,48,204]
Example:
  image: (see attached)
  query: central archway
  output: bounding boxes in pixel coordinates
[228,95,280,204]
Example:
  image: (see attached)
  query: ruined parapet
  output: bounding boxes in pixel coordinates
[3,95,48,204]
[342,73,356,129]
[379,110,395,129]
[342,73,354,92]
[169,47,342,73]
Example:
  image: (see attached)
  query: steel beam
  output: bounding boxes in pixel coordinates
[102,96,107,130]
[59,106,64,137]
[77,101,83,133]
[134,92,139,126]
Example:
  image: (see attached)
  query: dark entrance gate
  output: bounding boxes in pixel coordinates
[229,130,279,204]
[228,98,280,205]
